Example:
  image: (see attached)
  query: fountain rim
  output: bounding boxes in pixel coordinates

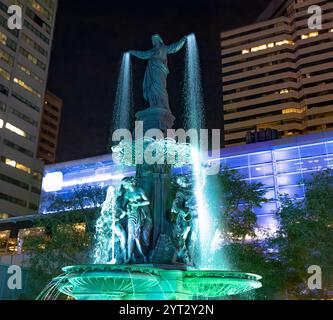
[42,265,263,300]
[61,264,262,281]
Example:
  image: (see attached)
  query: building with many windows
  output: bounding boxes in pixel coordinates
[0,0,58,218]
[221,0,333,146]
[37,90,63,164]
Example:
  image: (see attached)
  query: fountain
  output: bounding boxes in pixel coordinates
[38,34,262,300]
[184,34,205,131]
[112,52,133,132]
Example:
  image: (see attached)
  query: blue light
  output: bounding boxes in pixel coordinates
[39,131,333,232]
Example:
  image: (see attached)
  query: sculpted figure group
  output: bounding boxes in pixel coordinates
[106,177,152,264]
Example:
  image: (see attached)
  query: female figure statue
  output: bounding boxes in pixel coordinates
[129,34,187,111]
[171,175,197,264]
[121,177,152,263]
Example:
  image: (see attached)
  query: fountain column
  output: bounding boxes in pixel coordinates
[135,107,176,263]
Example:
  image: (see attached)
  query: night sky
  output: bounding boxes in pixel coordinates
[47,0,269,163]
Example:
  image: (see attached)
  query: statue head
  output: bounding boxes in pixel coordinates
[152,34,164,47]
[105,186,115,202]
[121,177,136,190]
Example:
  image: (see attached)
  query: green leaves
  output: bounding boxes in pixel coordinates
[271,169,333,299]
[206,167,267,241]
[22,185,104,299]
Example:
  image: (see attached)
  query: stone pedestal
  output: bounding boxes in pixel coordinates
[135,107,176,263]
[135,107,175,134]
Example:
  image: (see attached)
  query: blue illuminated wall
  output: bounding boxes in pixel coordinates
[39,154,135,214]
[40,131,333,230]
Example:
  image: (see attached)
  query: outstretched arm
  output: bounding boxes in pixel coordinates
[129,49,154,60]
[167,36,187,55]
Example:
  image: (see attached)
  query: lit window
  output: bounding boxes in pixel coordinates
[279,89,290,94]
[0,32,7,46]
[241,41,285,55]
[0,66,11,81]
[5,122,27,138]
[0,48,14,66]
[27,0,53,23]
[18,227,45,252]
[301,32,319,39]
[282,107,306,114]
[19,47,46,70]
[4,122,35,142]
[252,44,265,52]
[17,63,44,84]
[5,158,16,167]
[21,33,48,57]
[57,223,86,234]
[74,223,86,233]
[13,78,42,98]
[258,44,267,51]
[1,156,32,174]
[19,227,45,239]
[16,163,31,174]
[276,40,294,46]
[0,118,3,128]
[330,29,333,33]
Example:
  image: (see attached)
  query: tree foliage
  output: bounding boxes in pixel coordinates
[22,186,104,299]
[206,168,282,299]
[269,169,333,299]
[206,167,268,241]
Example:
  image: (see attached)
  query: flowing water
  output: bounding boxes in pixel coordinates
[184,34,205,132]
[185,35,227,269]
[111,52,133,136]
[93,186,118,264]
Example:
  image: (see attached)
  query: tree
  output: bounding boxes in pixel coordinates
[22,185,105,299]
[206,167,268,241]
[271,169,333,299]
[44,185,106,213]
[204,168,284,299]
[222,242,285,300]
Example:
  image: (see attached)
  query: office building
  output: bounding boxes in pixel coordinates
[221,0,333,146]
[37,90,62,164]
[0,0,58,218]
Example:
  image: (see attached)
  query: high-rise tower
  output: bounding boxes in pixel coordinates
[0,0,58,217]
[221,0,333,146]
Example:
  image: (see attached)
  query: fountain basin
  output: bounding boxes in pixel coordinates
[45,264,262,300]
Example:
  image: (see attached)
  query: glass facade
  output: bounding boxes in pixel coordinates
[39,131,333,230]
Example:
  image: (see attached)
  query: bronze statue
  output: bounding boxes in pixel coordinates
[120,177,152,263]
[129,34,187,111]
[171,175,197,264]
